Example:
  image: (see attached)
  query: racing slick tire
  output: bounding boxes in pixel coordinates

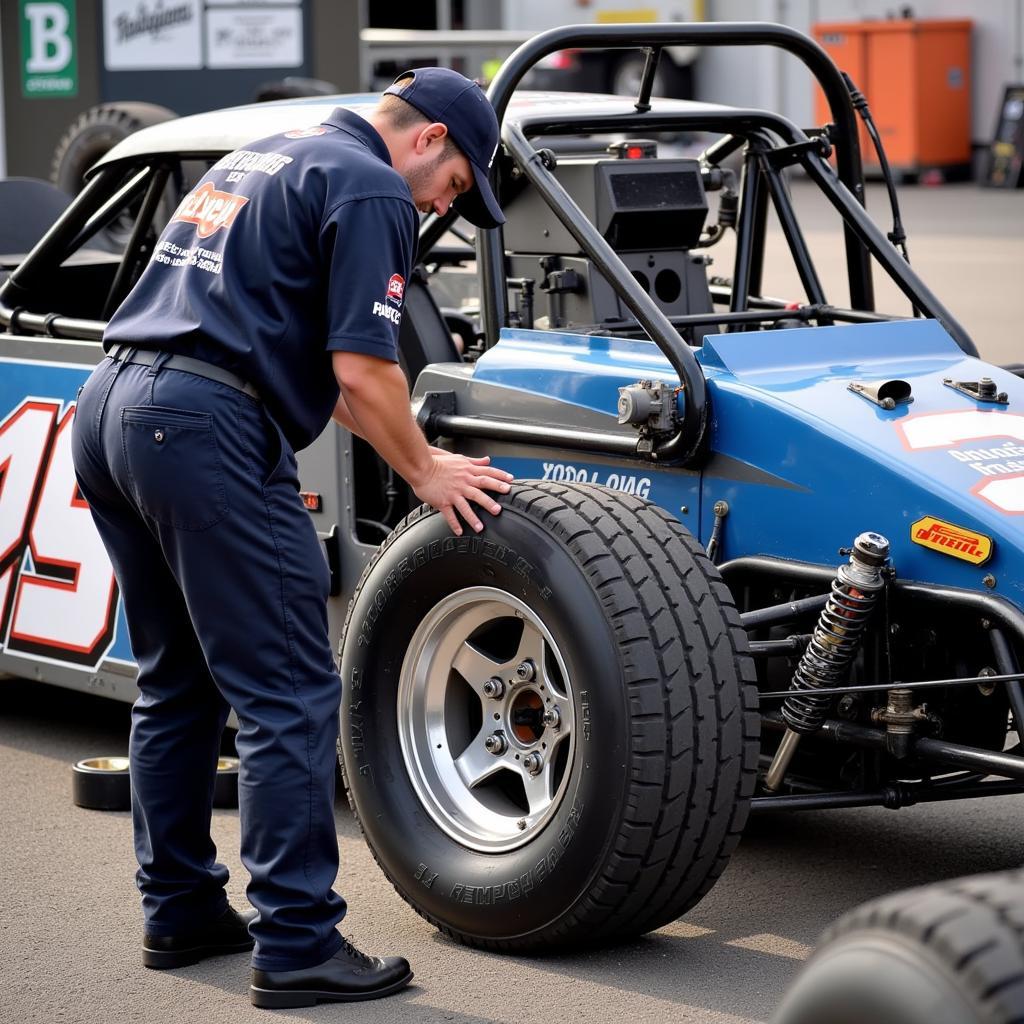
[772,871,1024,1024]
[72,756,130,811]
[50,102,178,198]
[338,481,759,951]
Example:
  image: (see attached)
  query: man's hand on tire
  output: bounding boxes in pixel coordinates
[413,449,513,535]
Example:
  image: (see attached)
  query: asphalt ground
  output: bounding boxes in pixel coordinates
[3,676,1023,1024]
[2,180,1023,1024]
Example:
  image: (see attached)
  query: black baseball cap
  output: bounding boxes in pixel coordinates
[385,67,505,228]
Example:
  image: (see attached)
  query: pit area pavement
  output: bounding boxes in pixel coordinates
[2,676,1022,1024]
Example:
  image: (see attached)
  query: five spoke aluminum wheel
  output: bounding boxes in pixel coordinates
[397,587,575,852]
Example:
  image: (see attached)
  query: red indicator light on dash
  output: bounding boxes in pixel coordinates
[626,146,645,160]
[300,491,323,512]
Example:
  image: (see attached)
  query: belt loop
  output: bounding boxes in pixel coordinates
[147,350,172,377]
[146,350,171,403]
[111,344,136,378]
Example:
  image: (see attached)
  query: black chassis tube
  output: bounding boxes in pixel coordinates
[729,146,762,323]
[989,627,1024,736]
[762,711,1024,782]
[757,146,828,308]
[723,556,1024,644]
[707,287,894,323]
[481,21,875,347]
[740,592,831,630]
[751,778,1024,813]
[799,149,978,356]
[102,165,170,319]
[0,165,126,318]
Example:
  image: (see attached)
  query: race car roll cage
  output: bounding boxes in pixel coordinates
[419,22,977,468]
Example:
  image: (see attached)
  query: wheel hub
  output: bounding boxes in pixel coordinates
[397,587,576,853]
[509,689,545,744]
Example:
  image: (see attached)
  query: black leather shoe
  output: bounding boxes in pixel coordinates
[250,937,413,1008]
[143,904,256,969]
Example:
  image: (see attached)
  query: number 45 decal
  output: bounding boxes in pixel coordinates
[0,398,119,667]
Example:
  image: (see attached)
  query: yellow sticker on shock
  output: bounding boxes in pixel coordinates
[911,516,994,565]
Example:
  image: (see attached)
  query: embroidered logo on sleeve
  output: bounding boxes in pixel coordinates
[172,182,249,239]
[372,273,406,324]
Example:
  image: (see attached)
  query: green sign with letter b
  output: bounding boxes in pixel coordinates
[20,0,78,98]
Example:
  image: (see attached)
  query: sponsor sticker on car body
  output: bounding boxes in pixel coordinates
[911,515,993,565]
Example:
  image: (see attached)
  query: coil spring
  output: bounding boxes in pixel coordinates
[781,563,885,734]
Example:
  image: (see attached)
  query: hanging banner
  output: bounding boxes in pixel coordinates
[205,7,303,69]
[20,0,78,98]
[103,0,202,71]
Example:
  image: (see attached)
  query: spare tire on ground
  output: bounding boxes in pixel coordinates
[50,102,178,197]
[72,755,240,811]
[72,756,131,811]
[773,870,1024,1024]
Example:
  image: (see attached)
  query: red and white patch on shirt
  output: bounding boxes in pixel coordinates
[386,273,405,305]
[284,126,328,138]
[172,182,248,239]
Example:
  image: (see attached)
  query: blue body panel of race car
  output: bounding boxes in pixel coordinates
[477,318,1024,607]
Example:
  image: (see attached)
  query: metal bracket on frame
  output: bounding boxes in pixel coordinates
[942,377,1009,405]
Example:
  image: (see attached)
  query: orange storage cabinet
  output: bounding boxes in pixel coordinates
[813,19,972,177]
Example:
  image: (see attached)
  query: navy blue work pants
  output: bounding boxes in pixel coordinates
[71,355,346,970]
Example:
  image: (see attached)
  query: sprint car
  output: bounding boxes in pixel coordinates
[2,21,1022,956]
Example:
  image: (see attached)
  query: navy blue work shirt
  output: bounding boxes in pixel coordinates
[104,108,418,450]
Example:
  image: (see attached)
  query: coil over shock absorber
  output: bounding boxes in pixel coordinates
[763,532,890,792]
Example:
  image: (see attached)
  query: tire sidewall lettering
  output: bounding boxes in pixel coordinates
[340,507,629,939]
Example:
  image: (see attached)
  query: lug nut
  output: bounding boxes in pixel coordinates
[484,732,507,756]
[515,659,536,682]
[541,707,561,730]
[523,751,544,775]
[482,677,505,699]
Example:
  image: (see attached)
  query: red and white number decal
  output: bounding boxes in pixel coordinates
[0,400,119,665]
[0,401,58,626]
[898,410,1024,515]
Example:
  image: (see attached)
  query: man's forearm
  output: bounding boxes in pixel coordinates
[331,392,365,438]
[334,353,432,487]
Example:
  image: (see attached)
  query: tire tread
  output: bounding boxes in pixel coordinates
[816,870,1024,1024]
[339,482,759,951]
